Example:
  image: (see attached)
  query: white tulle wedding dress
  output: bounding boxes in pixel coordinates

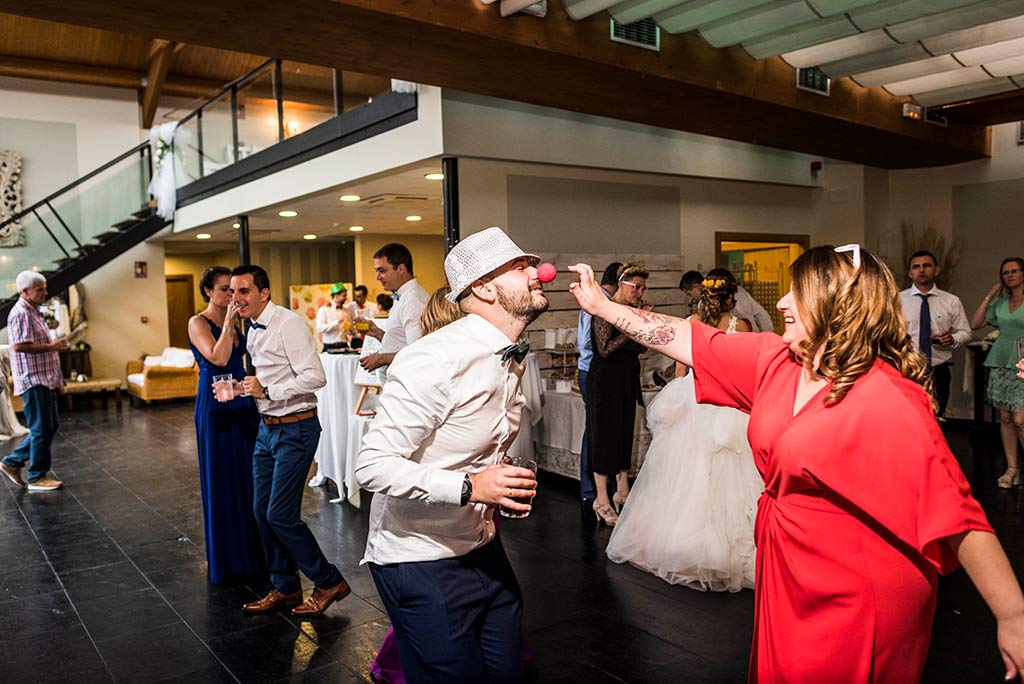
[605,316,762,592]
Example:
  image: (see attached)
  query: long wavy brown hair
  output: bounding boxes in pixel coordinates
[791,245,931,406]
[420,287,464,336]
[697,277,737,327]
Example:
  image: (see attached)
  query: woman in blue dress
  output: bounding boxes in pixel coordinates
[187,266,263,584]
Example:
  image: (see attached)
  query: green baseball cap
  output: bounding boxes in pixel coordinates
[330,283,347,295]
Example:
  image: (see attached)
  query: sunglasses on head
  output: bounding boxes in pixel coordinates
[619,281,647,293]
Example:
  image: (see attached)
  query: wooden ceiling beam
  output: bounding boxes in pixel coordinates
[0,0,991,167]
[0,54,142,89]
[140,38,176,128]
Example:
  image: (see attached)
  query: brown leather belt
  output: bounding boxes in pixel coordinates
[262,408,317,426]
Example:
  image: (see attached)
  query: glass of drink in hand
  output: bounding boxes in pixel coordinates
[355,312,370,333]
[499,456,538,519]
[212,374,234,402]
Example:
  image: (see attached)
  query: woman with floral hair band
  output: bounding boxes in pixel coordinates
[570,244,1024,683]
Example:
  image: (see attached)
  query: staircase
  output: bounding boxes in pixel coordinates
[0,142,166,326]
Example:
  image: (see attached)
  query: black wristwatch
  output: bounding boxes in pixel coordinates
[460,474,473,506]
[263,385,271,401]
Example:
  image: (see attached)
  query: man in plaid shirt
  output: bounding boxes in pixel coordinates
[0,271,67,491]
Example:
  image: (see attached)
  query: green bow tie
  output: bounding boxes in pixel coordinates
[497,340,531,364]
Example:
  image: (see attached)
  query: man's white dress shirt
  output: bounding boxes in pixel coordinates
[731,286,774,333]
[378,278,429,357]
[900,284,971,366]
[315,304,350,345]
[344,300,379,322]
[247,300,327,417]
[357,314,526,565]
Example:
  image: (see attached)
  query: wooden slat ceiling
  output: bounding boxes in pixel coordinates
[0,14,389,115]
[0,1,995,167]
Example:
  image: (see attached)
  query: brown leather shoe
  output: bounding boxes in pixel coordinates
[0,463,26,488]
[291,580,351,617]
[242,588,302,614]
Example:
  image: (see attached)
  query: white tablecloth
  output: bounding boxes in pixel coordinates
[0,346,27,442]
[314,353,363,503]
[535,389,657,479]
[506,354,543,464]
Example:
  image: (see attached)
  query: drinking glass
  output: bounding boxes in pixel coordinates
[499,457,538,519]
[212,374,234,402]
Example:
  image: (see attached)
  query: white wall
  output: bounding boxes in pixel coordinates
[0,77,169,385]
[458,158,864,273]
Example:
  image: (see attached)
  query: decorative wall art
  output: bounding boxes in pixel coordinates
[0,150,26,247]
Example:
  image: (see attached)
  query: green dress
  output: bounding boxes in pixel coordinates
[984,296,1024,411]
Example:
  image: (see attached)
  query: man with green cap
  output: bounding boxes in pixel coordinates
[315,283,352,350]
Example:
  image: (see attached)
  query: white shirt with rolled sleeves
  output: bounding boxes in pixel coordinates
[357,314,526,565]
[900,284,972,366]
[315,304,349,345]
[377,278,429,356]
[247,300,326,417]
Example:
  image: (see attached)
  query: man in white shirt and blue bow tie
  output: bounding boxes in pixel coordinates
[357,226,548,683]
[229,265,350,618]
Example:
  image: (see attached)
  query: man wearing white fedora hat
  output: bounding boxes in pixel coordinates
[356,226,548,683]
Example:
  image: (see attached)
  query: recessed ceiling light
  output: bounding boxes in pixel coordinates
[196,233,212,240]
[339,194,360,202]
[303,234,317,240]
[349,225,364,232]
[232,222,240,228]
[405,215,422,222]
[424,173,444,181]
[278,210,298,218]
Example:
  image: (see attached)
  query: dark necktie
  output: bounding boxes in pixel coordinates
[917,293,932,366]
[497,340,530,364]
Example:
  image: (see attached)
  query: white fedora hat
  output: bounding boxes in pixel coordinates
[444,227,540,303]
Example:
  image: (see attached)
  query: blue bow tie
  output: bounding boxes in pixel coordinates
[497,340,530,364]
[392,291,400,301]
[249,320,266,330]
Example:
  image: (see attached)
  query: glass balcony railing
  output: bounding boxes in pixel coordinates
[0,145,152,295]
[169,59,400,189]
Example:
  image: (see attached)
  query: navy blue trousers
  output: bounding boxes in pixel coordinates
[252,417,342,594]
[2,385,58,483]
[369,536,524,684]
[576,369,597,500]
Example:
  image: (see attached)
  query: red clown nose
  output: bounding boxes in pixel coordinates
[536,262,557,283]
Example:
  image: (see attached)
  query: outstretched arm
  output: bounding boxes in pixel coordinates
[948,530,1024,680]
[569,263,694,367]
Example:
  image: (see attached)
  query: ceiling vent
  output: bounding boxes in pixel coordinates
[610,17,659,52]
[796,67,830,96]
[361,194,430,206]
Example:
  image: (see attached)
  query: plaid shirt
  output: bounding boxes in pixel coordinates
[8,297,63,395]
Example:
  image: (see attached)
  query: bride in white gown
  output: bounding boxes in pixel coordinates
[605,277,763,592]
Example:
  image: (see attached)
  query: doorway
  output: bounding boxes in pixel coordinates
[715,232,809,334]
[166,275,195,349]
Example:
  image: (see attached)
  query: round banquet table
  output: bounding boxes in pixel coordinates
[313,352,363,504]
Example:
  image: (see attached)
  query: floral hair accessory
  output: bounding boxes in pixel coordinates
[701,278,726,289]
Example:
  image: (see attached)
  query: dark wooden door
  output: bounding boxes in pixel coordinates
[166,275,195,349]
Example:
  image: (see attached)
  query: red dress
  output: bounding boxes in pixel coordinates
[689,322,993,684]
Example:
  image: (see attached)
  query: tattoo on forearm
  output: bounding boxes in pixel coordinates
[612,307,677,346]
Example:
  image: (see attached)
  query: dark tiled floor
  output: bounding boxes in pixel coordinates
[0,402,1021,683]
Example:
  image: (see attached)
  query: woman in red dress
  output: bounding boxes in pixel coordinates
[569,245,1024,683]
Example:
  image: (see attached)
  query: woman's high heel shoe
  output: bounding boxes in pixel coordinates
[593,502,618,526]
[997,467,1020,489]
[612,492,628,514]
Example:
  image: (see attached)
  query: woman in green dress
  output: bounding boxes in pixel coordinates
[972,256,1024,488]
